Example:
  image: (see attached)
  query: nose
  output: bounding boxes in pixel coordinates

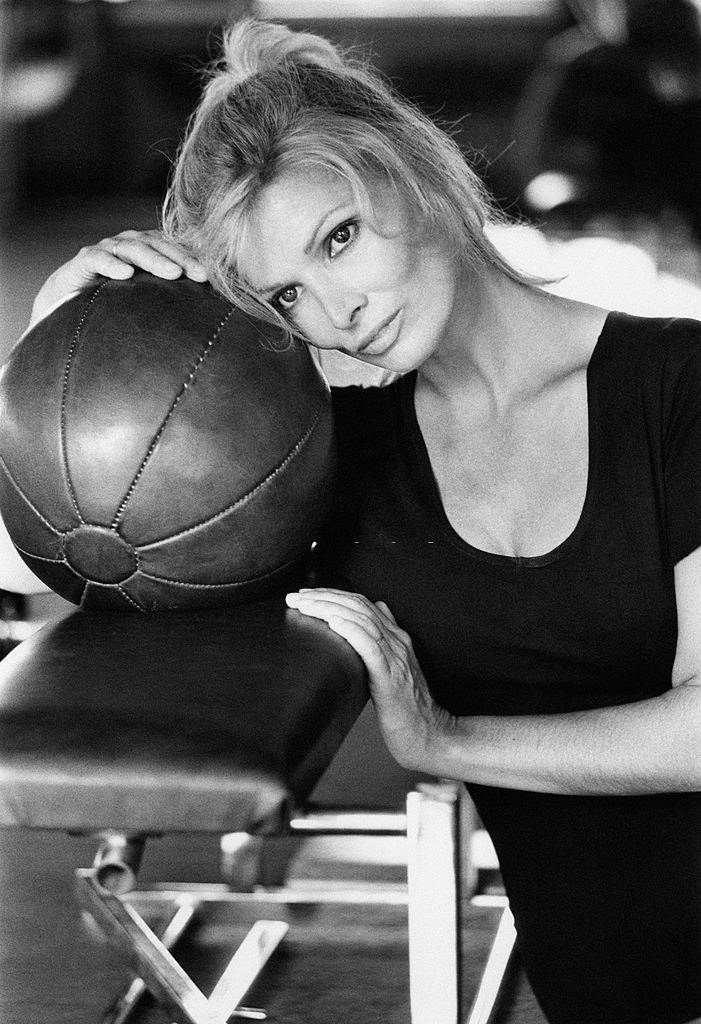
[321,284,367,331]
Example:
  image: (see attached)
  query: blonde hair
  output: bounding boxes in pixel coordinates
[162,18,534,338]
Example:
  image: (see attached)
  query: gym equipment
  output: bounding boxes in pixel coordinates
[0,274,335,611]
[514,0,701,234]
[0,595,515,1023]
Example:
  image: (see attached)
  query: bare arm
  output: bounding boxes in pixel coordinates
[426,679,700,795]
[422,544,701,793]
[285,551,701,795]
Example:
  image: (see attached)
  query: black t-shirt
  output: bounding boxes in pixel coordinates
[317,311,701,1024]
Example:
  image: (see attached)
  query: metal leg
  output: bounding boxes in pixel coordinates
[406,781,463,1024]
[207,920,288,1019]
[102,898,200,1024]
[76,870,222,1024]
[76,870,287,1024]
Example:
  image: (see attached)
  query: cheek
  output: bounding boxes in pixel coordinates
[385,241,425,292]
[291,299,337,349]
[343,235,416,292]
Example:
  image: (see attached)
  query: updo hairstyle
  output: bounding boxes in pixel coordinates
[162,18,531,337]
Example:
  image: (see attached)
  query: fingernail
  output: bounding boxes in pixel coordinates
[285,592,299,605]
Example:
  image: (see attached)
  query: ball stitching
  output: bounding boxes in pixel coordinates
[110,306,238,530]
[0,454,63,537]
[60,282,107,526]
[137,552,301,588]
[136,397,328,549]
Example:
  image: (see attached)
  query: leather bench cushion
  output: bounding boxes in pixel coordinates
[0,596,368,834]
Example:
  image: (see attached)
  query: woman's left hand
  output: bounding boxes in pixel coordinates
[285,588,454,771]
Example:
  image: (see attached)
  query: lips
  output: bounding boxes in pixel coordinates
[358,309,402,353]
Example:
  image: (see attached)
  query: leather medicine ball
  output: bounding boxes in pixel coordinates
[0,273,335,611]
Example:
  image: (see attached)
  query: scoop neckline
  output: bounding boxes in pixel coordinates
[398,310,617,569]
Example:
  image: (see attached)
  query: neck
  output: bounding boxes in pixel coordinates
[418,268,600,406]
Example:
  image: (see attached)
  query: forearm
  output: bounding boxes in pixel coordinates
[428,681,701,795]
[283,586,701,795]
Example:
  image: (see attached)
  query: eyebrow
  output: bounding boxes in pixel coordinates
[257,202,350,297]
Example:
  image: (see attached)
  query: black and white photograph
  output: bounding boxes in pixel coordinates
[0,1,699,1022]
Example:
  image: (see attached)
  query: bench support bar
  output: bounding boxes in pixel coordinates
[77,784,515,1024]
[76,871,286,1024]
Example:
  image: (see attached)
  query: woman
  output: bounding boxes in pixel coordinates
[27,19,701,1024]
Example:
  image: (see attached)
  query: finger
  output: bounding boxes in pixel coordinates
[317,594,400,636]
[372,598,399,630]
[374,600,398,626]
[296,590,399,632]
[95,236,185,280]
[119,230,208,281]
[297,587,357,596]
[286,593,383,638]
[287,589,380,626]
[325,615,393,676]
[97,231,207,282]
[72,245,136,283]
[294,587,379,616]
[287,594,408,666]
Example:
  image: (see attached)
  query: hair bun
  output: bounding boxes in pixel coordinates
[219,17,345,88]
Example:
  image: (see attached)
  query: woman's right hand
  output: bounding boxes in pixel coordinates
[28,228,208,333]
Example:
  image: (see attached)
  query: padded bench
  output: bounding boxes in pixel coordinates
[0,592,514,1024]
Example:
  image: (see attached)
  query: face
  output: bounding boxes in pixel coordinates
[237,166,462,374]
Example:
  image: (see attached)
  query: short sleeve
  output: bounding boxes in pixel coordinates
[663,324,701,565]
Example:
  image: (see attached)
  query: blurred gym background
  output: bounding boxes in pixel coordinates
[4,0,701,337]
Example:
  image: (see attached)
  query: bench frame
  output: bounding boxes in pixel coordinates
[77,781,515,1024]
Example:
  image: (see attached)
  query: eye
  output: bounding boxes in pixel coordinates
[327,221,357,258]
[272,285,299,312]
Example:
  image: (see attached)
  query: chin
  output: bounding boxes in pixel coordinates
[370,336,435,375]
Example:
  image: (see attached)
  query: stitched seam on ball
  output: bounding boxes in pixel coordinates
[110,306,239,530]
[12,544,62,564]
[0,454,63,535]
[115,585,146,611]
[136,399,327,548]
[138,553,301,588]
[60,283,107,526]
